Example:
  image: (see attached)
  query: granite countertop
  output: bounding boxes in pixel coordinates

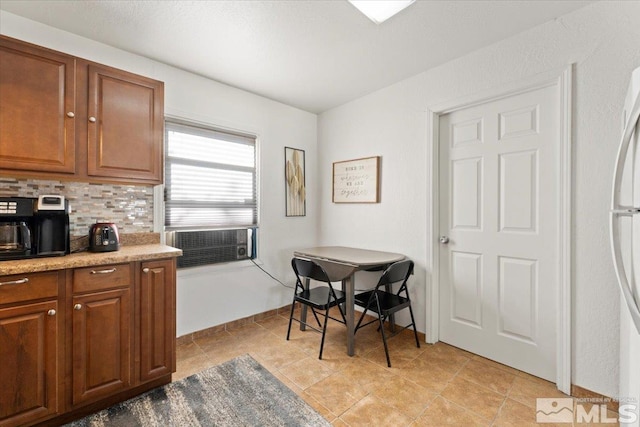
[0,244,182,276]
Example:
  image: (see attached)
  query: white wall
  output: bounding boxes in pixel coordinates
[0,11,318,336]
[318,1,640,397]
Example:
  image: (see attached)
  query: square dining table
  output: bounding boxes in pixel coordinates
[292,246,405,356]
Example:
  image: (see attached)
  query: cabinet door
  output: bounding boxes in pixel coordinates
[72,288,132,406]
[86,63,163,184]
[0,301,59,427]
[139,259,176,382]
[0,36,76,175]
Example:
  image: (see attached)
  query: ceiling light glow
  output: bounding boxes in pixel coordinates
[348,0,416,24]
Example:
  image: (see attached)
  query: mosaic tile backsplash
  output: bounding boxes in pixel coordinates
[0,177,155,236]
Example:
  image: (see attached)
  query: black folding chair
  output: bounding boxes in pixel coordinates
[354,259,419,367]
[287,257,347,359]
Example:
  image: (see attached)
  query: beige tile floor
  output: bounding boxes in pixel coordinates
[175,308,619,427]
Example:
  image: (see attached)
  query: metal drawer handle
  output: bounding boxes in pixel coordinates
[142,268,150,273]
[48,309,56,316]
[74,304,82,311]
[0,278,29,286]
[90,268,117,275]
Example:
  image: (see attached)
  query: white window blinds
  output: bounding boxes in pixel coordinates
[165,120,257,230]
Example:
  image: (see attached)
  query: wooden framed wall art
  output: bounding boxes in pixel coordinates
[285,147,306,216]
[332,156,380,203]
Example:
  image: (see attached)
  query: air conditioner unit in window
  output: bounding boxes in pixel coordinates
[166,228,254,268]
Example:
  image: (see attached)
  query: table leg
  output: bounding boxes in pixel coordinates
[300,277,310,331]
[344,274,355,356]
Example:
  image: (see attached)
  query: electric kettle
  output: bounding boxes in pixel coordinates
[89,222,120,252]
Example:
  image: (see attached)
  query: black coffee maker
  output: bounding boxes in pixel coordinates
[0,195,70,260]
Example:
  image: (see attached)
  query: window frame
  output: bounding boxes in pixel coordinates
[163,117,259,232]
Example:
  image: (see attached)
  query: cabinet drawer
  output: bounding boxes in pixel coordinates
[73,263,131,293]
[0,271,60,305]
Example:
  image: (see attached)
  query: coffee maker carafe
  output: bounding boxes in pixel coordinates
[0,221,31,255]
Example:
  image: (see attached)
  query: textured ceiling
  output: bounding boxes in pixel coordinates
[0,0,593,113]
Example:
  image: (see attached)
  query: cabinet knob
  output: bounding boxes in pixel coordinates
[143,268,150,273]
[47,309,56,316]
[74,304,82,311]
[88,116,96,123]
[67,112,75,118]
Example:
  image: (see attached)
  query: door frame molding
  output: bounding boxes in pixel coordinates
[426,65,573,393]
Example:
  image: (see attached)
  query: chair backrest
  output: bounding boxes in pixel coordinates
[291,257,332,284]
[377,259,414,289]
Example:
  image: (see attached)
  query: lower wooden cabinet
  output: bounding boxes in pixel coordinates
[70,263,134,407]
[0,301,60,427]
[0,271,63,427]
[0,257,177,427]
[139,259,176,382]
[71,287,132,406]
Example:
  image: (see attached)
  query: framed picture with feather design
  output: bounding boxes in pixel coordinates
[285,147,306,216]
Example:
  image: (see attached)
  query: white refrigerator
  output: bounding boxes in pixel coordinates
[611,66,640,426]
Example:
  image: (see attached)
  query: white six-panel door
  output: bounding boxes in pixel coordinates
[438,84,559,381]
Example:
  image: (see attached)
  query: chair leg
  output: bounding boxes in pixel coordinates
[318,309,330,360]
[408,304,420,348]
[378,313,392,367]
[286,301,296,341]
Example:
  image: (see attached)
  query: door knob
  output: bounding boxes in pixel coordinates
[74,304,82,311]
[47,309,56,316]
[439,236,450,244]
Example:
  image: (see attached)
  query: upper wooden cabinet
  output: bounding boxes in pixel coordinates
[0,36,164,185]
[0,37,76,175]
[86,63,164,183]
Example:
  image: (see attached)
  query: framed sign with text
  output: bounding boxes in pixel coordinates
[332,156,380,203]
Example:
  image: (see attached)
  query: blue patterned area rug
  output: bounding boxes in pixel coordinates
[66,354,330,427]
